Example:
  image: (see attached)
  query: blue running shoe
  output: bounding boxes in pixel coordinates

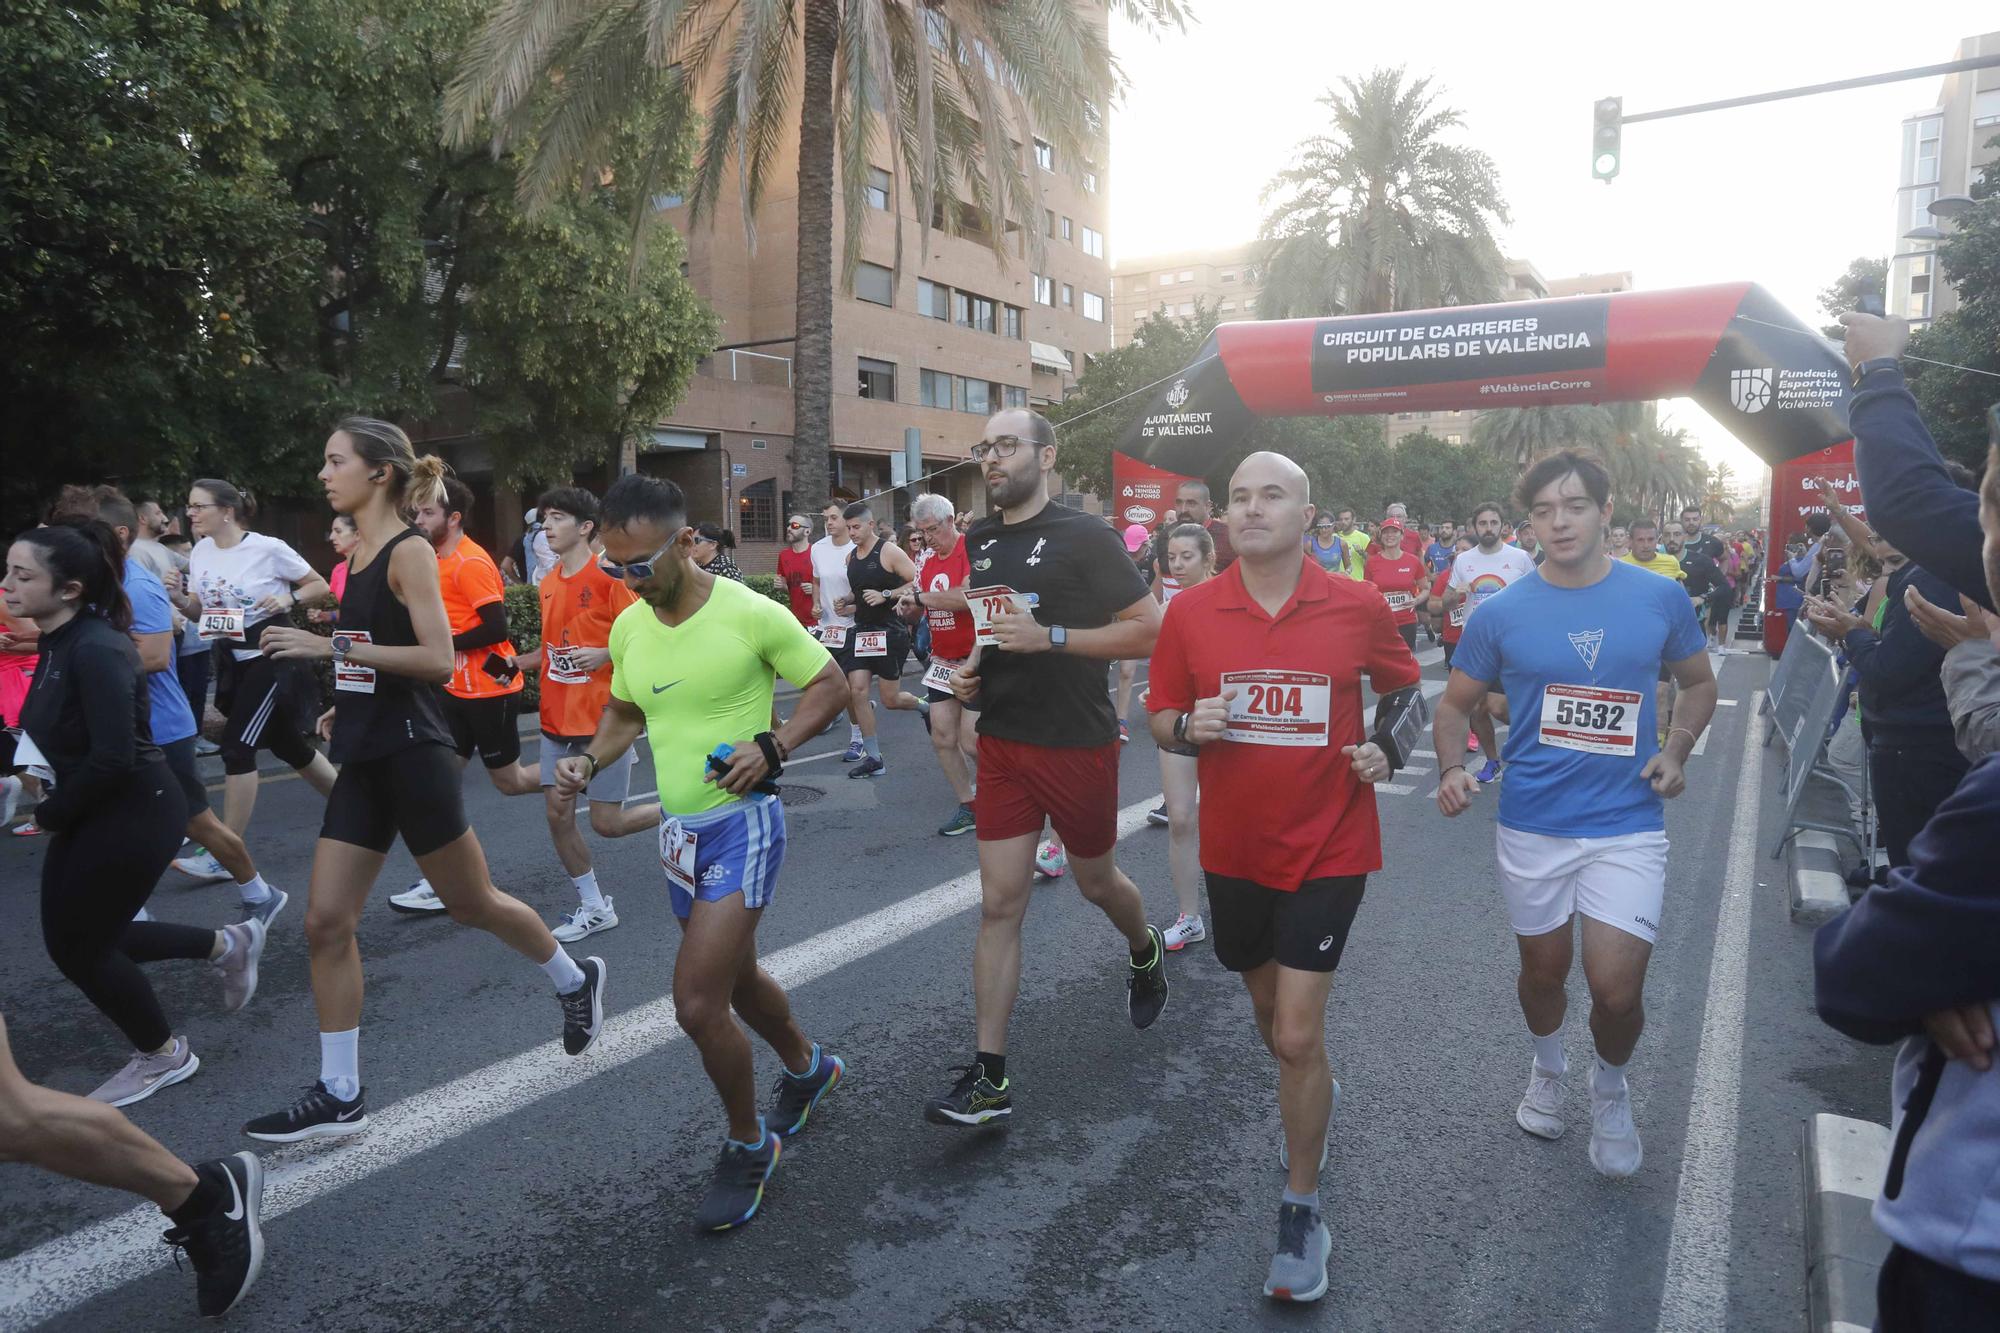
[1475,759,1502,784]
[767,1046,846,1137]
[694,1128,781,1232]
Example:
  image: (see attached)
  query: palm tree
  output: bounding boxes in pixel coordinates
[1702,461,1737,525]
[446,0,1188,511]
[1256,68,1508,319]
[1470,405,1613,468]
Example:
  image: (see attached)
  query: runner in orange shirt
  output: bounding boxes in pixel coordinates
[519,487,658,940]
[390,473,541,913]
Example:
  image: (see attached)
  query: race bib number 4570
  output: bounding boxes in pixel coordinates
[1538,684,1643,756]
[1220,670,1331,747]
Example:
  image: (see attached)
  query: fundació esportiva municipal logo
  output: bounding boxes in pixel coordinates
[1729,368,1772,414]
[1166,378,1189,409]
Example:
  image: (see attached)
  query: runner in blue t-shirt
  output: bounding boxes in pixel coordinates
[1432,451,1716,1180]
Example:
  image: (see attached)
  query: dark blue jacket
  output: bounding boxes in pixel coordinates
[1841,561,1961,744]
[1851,364,1993,613]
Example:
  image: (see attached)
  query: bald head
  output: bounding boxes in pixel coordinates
[1226,451,1314,562]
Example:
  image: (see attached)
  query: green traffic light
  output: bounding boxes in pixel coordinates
[1592,96,1622,182]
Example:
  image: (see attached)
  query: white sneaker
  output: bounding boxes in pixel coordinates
[551,898,619,943]
[1588,1075,1643,1177]
[89,1037,200,1108]
[1516,1062,1565,1140]
[388,880,447,914]
[212,920,266,1012]
[1034,841,1068,879]
[172,850,231,883]
[1162,913,1206,951]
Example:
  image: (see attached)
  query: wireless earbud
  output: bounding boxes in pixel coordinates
[371,470,386,481]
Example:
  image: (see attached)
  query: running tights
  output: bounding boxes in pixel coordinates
[40,774,205,1052]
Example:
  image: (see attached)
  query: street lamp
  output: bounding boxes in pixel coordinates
[1927,194,1980,221]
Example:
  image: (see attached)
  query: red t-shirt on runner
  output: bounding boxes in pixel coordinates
[1430,568,1467,645]
[1364,551,1426,626]
[1148,554,1421,889]
[917,538,974,660]
[776,545,817,628]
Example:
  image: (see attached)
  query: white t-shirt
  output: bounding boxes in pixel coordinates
[190,532,316,660]
[810,536,855,628]
[527,527,557,585]
[1448,544,1538,617]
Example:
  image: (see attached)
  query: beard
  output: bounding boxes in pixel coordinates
[986,468,1034,510]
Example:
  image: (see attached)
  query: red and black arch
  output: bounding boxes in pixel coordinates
[1110,282,1852,526]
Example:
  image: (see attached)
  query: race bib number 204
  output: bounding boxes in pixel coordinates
[1220,670,1331,747]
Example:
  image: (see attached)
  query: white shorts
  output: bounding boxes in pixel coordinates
[1494,826,1669,944]
[538,735,635,804]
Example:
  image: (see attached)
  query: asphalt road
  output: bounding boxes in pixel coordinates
[0,644,1895,1331]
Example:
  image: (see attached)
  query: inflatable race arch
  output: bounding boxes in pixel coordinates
[1111,281,1853,522]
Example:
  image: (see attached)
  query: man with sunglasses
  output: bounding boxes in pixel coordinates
[776,515,817,631]
[556,474,851,1232]
[925,409,1170,1129]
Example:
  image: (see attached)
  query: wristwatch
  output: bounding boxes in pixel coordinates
[330,634,353,663]
[1851,356,1899,388]
[1048,624,1068,652]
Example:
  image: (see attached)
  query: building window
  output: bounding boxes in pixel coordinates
[1082,291,1105,322]
[1080,226,1103,258]
[1910,186,1939,233]
[1904,255,1933,320]
[919,369,953,409]
[1444,433,1462,446]
[1915,117,1941,185]
[1179,269,1193,283]
[1002,304,1023,339]
[958,377,992,415]
[865,167,891,211]
[1033,138,1053,170]
[1218,301,1234,314]
[1220,270,1236,283]
[1043,208,1056,237]
[857,356,896,400]
[1003,385,1028,408]
[917,278,949,320]
[1157,272,1173,285]
[1083,170,1098,193]
[1977,89,2000,127]
[1061,216,1073,242]
[1176,301,1193,316]
[1060,282,1073,308]
[738,478,778,543]
[1033,274,1052,305]
[855,262,893,306]
[952,291,994,333]
[651,193,684,210]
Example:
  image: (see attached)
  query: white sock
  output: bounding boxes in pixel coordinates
[236,873,273,905]
[212,931,234,962]
[1531,1029,1567,1076]
[849,723,863,742]
[320,1028,360,1101]
[1592,1056,1628,1097]
[572,869,606,911]
[542,946,587,995]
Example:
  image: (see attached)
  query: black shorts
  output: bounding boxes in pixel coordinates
[1442,641,1456,669]
[1206,873,1367,974]
[1396,623,1418,652]
[443,692,521,768]
[844,624,910,681]
[159,736,211,819]
[319,743,469,857]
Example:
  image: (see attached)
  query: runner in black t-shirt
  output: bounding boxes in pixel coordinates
[924,409,1170,1129]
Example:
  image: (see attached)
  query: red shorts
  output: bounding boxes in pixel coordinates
[975,735,1120,857]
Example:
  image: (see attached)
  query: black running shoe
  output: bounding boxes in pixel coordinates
[847,756,886,779]
[163,1152,266,1317]
[923,1062,1012,1127]
[767,1049,846,1137]
[560,955,608,1056]
[1128,924,1169,1030]
[242,1081,367,1143]
[693,1132,781,1232]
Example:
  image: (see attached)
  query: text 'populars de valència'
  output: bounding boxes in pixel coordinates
[1322,316,1590,365]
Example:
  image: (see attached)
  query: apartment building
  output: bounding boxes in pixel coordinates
[1889,30,2000,329]
[1110,243,1262,343]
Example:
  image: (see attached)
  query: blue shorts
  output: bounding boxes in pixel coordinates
[658,796,787,920]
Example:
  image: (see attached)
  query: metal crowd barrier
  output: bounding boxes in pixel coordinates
[1763,625,1868,860]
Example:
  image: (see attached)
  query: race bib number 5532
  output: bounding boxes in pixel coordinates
[1220,670,1331,747]
[1539,684,1643,756]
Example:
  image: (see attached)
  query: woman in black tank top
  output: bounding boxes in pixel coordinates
[246,418,604,1143]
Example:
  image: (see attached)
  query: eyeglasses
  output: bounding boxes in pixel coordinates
[970,436,1030,462]
[186,502,223,512]
[602,536,679,581]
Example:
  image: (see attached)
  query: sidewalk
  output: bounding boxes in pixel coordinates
[1802,1113,1892,1333]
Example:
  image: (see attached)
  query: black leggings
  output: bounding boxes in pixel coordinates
[220,652,318,776]
[40,769,207,1052]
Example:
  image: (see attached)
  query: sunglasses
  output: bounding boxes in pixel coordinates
[602,535,680,581]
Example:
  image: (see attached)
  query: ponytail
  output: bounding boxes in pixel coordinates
[192,477,255,524]
[26,519,133,631]
[406,455,452,517]
[695,522,736,550]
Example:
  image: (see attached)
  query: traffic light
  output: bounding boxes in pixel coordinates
[1592,97,1622,182]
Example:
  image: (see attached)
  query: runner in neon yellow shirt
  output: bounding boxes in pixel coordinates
[554,474,850,1235]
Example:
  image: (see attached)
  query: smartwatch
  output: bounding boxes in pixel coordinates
[330,634,353,663]
[1049,624,1068,651]
[1851,356,1899,388]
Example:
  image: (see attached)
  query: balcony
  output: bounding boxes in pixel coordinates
[697,348,793,388]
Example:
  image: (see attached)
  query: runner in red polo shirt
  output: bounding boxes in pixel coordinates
[1148,451,1419,1306]
[775,514,817,629]
[1428,535,1475,668]
[900,492,978,837]
[1363,518,1427,652]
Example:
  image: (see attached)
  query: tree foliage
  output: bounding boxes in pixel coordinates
[1906,137,2000,472]
[1255,68,1508,320]
[1817,255,1887,339]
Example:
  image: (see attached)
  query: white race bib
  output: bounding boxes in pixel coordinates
[660,819,699,894]
[922,658,959,693]
[198,605,245,642]
[545,644,589,685]
[13,730,54,784]
[333,629,376,695]
[818,624,849,649]
[963,586,1039,647]
[1538,684,1643,756]
[1385,590,1414,613]
[1220,670,1332,747]
[1448,603,1468,628]
[854,629,889,659]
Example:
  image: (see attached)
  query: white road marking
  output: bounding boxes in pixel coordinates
[1655,690,1764,1333]
[1414,646,1445,667]
[0,797,1167,1327]
[1714,699,1739,707]
[1377,783,1417,797]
